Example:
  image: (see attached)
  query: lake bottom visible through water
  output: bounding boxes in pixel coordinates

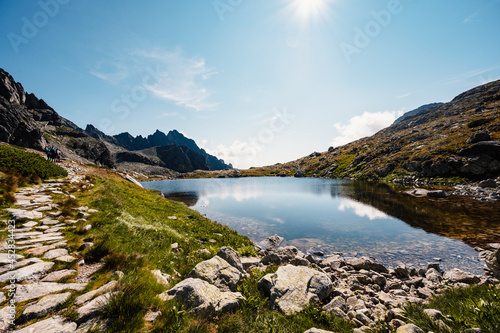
[142,177,491,275]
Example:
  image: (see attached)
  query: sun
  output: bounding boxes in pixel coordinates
[291,0,331,22]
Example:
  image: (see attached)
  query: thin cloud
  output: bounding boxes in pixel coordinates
[89,60,130,84]
[331,109,405,147]
[433,66,500,87]
[138,48,219,111]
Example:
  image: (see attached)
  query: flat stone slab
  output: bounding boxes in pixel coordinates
[14,231,44,240]
[23,242,67,256]
[4,209,43,220]
[77,292,114,321]
[75,280,118,305]
[0,306,12,332]
[12,315,77,333]
[22,221,38,228]
[41,218,60,225]
[22,292,72,320]
[8,282,87,302]
[0,258,42,274]
[44,248,69,259]
[16,235,65,245]
[34,205,57,212]
[56,255,77,263]
[0,261,54,283]
[0,253,24,264]
[44,226,66,233]
[34,225,50,231]
[0,291,5,303]
[32,195,52,203]
[41,269,77,282]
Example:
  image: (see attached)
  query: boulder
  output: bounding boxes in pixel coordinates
[345,257,388,273]
[256,234,284,251]
[217,246,246,274]
[304,329,335,333]
[485,249,500,278]
[479,179,498,188]
[459,141,500,159]
[261,246,298,265]
[294,169,306,177]
[258,265,332,314]
[396,324,424,333]
[467,132,492,144]
[188,256,244,292]
[151,270,171,286]
[443,268,480,284]
[159,278,244,316]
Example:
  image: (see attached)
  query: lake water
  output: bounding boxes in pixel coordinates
[142,177,491,274]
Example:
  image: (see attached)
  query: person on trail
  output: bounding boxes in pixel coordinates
[45,147,52,161]
[55,149,62,162]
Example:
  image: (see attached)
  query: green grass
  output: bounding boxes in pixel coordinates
[0,144,67,179]
[72,169,355,332]
[403,285,500,333]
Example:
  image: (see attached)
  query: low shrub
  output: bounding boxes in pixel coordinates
[0,144,67,179]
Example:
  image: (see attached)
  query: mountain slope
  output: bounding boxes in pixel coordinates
[245,80,500,181]
[0,68,231,175]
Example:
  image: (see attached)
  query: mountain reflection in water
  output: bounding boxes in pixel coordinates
[143,177,500,274]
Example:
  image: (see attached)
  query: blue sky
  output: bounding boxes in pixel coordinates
[1,0,500,168]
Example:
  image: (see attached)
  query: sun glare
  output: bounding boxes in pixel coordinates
[292,0,331,22]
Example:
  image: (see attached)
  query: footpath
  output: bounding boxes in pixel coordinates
[0,161,499,333]
[0,162,115,332]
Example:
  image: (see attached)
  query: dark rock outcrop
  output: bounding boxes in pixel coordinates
[103,129,232,170]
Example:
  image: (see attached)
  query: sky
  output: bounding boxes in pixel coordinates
[1,0,500,168]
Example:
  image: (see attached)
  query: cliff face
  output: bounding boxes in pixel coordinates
[0,68,115,168]
[0,68,231,174]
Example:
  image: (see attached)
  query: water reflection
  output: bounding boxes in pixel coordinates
[142,177,500,274]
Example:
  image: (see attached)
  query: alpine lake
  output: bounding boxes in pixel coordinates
[142,177,500,275]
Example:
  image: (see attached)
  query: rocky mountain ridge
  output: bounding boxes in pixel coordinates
[0,68,231,175]
[246,80,500,182]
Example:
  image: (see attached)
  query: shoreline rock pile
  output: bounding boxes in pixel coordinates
[163,235,499,332]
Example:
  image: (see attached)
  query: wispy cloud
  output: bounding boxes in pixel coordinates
[89,59,130,84]
[432,66,500,87]
[138,48,219,111]
[331,109,405,147]
[156,112,186,120]
[90,47,218,111]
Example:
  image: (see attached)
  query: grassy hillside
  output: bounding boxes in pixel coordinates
[0,144,67,207]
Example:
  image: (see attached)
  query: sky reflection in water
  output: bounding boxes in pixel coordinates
[142,177,485,274]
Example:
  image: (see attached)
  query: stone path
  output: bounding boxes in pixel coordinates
[0,163,117,332]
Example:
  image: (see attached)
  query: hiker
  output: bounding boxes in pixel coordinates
[45,147,52,161]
